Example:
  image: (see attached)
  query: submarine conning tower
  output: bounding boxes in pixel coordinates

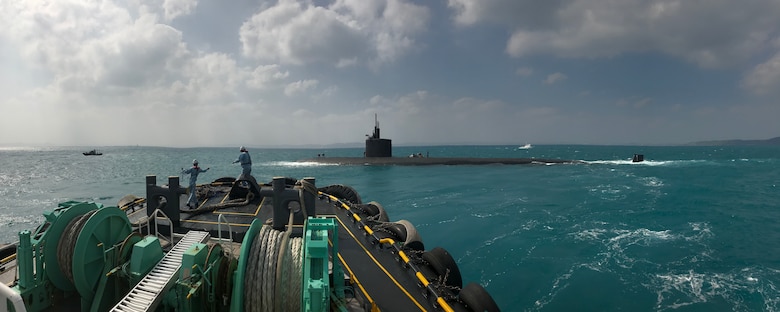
[365,114,392,157]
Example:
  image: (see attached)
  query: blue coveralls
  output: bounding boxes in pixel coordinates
[182,166,209,207]
[234,152,252,177]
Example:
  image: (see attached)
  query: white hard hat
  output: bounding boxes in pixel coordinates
[240,146,246,152]
[193,159,198,165]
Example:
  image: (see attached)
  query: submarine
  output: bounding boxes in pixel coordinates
[301,115,580,166]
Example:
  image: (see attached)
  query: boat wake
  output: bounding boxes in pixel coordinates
[584,159,707,166]
[650,266,780,311]
[548,221,779,310]
[273,161,339,167]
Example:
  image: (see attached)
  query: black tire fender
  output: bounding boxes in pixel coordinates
[422,247,462,288]
[459,282,500,312]
[318,184,362,204]
[364,201,389,222]
[386,220,424,251]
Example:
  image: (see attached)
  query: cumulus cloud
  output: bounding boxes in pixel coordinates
[0,0,279,146]
[2,2,132,75]
[1,0,777,147]
[284,79,319,96]
[448,0,564,29]
[742,51,780,96]
[0,1,195,97]
[543,72,567,85]
[448,0,780,69]
[163,0,197,21]
[246,65,290,89]
[239,0,429,67]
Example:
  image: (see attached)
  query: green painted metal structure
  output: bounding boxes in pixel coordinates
[9,201,353,312]
[229,218,263,312]
[8,202,147,312]
[1,174,501,312]
[302,217,346,312]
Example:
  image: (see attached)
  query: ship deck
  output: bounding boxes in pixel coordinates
[126,178,445,311]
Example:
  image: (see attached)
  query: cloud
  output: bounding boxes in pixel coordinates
[742,51,780,96]
[239,0,430,67]
[0,0,277,146]
[246,65,290,90]
[163,0,197,21]
[543,72,567,85]
[285,79,319,96]
[0,1,194,96]
[449,0,780,69]
[1,0,777,147]
[448,0,564,29]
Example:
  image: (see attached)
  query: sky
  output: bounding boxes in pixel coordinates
[1,0,780,147]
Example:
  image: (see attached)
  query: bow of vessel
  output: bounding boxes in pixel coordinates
[0,173,500,312]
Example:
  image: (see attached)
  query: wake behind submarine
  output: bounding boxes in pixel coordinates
[301,115,581,166]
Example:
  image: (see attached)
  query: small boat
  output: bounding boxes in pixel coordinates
[83,149,102,156]
[518,143,533,150]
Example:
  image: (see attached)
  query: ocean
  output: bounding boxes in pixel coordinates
[1,145,779,311]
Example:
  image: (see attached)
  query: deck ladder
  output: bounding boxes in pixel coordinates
[110,230,211,312]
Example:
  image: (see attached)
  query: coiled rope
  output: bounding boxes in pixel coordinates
[56,209,98,283]
[244,224,303,312]
[244,179,317,312]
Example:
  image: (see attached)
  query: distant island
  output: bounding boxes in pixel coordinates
[686,136,780,146]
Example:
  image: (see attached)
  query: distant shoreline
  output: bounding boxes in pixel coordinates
[685,136,780,146]
[2,138,779,149]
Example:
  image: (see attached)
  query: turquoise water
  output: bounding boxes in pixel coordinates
[1,145,779,311]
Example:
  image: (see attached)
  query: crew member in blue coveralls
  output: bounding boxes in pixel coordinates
[233,146,252,178]
[181,159,209,209]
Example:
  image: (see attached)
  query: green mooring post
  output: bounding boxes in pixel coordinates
[17,230,33,289]
[15,229,52,312]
